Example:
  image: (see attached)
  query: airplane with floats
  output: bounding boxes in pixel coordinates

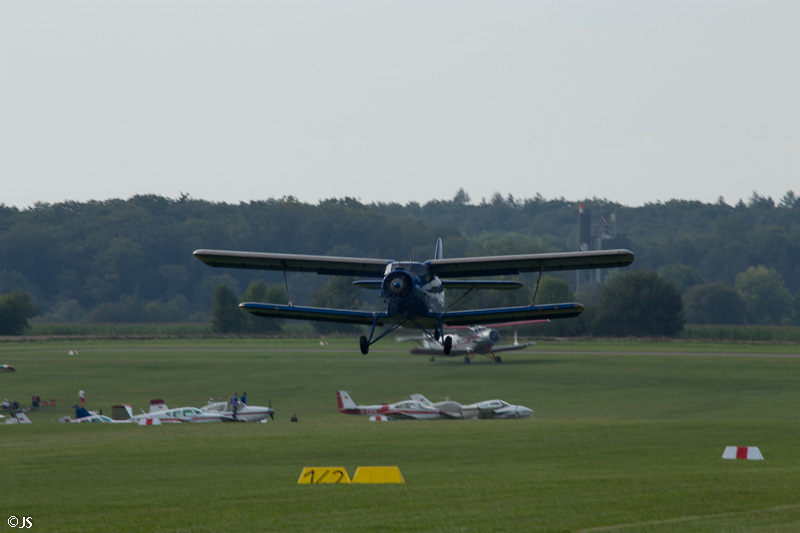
[193,238,633,354]
[399,319,546,363]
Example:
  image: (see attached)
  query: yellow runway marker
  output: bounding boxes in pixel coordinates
[352,466,405,484]
[298,467,352,484]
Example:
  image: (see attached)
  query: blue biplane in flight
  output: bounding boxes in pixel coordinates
[193,239,633,354]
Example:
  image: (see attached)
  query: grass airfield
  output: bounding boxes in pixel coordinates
[2,338,800,532]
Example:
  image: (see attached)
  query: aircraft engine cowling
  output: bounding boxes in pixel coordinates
[488,329,501,344]
[382,270,414,303]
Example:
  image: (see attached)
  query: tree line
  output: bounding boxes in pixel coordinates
[1,190,798,336]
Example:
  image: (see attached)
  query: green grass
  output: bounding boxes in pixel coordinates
[2,338,800,531]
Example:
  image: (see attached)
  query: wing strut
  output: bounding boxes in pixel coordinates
[361,314,408,354]
[283,268,293,306]
[530,265,544,305]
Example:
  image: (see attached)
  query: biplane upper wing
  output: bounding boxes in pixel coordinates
[352,279,524,290]
[240,302,389,326]
[193,250,390,277]
[429,249,634,278]
[441,302,584,327]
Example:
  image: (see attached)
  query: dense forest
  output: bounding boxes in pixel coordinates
[1,189,799,333]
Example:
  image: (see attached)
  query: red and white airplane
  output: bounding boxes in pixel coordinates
[336,390,445,421]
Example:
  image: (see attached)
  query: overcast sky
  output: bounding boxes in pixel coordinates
[2,1,798,209]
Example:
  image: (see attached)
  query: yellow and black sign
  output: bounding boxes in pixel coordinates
[297,467,352,484]
[298,466,405,484]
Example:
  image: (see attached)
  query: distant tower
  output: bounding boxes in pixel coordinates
[576,204,631,290]
[593,212,631,283]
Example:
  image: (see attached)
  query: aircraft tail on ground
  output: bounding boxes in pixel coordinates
[112,404,133,421]
[336,390,357,412]
[149,399,169,413]
[409,393,434,407]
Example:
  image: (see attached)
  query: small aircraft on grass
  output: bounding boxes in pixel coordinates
[117,399,226,423]
[201,400,274,422]
[194,239,633,354]
[336,390,445,420]
[399,319,546,363]
[4,412,32,424]
[337,391,533,421]
[61,407,129,424]
[413,394,533,419]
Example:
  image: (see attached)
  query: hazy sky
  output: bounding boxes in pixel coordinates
[2,1,798,209]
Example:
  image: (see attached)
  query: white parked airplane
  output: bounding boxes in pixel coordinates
[60,407,129,424]
[201,400,274,422]
[413,394,534,419]
[118,399,226,423]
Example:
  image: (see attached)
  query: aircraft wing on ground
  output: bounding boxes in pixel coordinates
[428,249,634,278]
[241,302,390,326]
[193,250,390,277]
[441,302,583,327]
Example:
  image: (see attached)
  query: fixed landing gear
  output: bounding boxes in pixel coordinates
[359,336,369,355]
[443,335,452,355]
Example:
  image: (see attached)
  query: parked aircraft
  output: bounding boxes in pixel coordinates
[400,319,546,363]
[0,364,15,372]
[194,239,633,354]
[201,400,274,422]
[336,390,445,421]
[119,399,225,423]
[4,412,32,424]
[413,394,533,419]
[60,407,128,424]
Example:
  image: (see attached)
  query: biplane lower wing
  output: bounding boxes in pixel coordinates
[442,302,583,327]
[240,302,388,326]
